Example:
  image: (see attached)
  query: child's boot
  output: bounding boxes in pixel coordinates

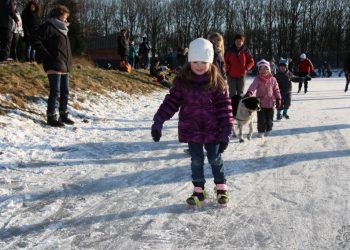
[214,184,229,206]
[186,186,207,207]
[283,109,289,119]
[277,110,282,120]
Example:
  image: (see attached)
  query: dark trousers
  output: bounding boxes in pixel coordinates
[298,72,309,92]
[257,108,274,133]
[47,74,69,114]
[188,142,226,186]
[0,27,13,61]
[228,76,246,97]
[345,73,349,92]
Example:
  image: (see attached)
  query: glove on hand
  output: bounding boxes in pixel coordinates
[151,123,162,142]
[218,142,229,153]
[243,91,253,98]
[276,99,282,109]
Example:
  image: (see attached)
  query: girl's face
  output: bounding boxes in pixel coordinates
[259,65,269,76]
[190,61,210,75]
[30,4,35,12]
[58,13,69,23]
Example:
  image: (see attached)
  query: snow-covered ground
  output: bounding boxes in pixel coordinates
[0,77,349,249]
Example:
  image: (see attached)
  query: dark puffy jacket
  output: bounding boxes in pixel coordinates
[21,9,40,43]
[153,74,233,144]
[0,0,18,28]
[274,70,293,94]
[33,21,72,72]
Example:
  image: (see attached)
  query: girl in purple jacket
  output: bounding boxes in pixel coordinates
[151,38,234,207]
[245,59,281,138]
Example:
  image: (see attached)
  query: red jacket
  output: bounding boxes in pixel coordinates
[224,47,254,78]
[298,58,314,74]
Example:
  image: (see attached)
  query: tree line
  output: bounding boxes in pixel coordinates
[17,0,350,66]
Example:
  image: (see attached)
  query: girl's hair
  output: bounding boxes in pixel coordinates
[177,63,227,92]
[49,5,70,18]
[208,32,225,57]
[24,0,40,12]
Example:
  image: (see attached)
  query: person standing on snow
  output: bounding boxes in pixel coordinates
[0,0,19,62]
[224,33,255,97]
[244,59,281,138]
[297,53,314,93]
[151,38,233,207]
[33,5,74,127]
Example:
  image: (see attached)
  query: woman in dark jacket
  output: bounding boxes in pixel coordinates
[33,5,73,127]
[21,0,40,61]
[117,29,129,61]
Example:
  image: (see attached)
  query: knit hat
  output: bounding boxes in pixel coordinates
[188,38,214,63]
[300,53,306,59]
[257,59,271,71]
[279,57,288,67]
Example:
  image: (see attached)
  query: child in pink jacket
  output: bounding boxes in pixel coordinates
[245,59,281,138]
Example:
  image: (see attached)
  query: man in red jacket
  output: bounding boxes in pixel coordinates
[298,53,314,93]
[224,34,255,97]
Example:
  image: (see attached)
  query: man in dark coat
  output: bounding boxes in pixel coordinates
[0,0,19,61]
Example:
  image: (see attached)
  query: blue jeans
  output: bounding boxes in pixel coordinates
[188,142,226,185]
[25,44,36,61]
[47,74,69,114]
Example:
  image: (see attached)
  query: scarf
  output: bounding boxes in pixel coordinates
[48,18,69,36]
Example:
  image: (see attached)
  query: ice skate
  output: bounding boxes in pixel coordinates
[214,184,229,207]
[186,186,208,208]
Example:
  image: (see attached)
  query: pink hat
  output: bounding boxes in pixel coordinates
[257,59,271,72]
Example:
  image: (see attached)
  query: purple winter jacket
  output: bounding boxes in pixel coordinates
[153,74,234,144]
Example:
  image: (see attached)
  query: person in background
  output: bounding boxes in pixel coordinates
[128,40,136,68]
[117,29,129,62]
[297,53,314,93]
[208,32,226,80]
[150,58,171,88]
[224,33,254,97]
[274,58,304,120]
[22,0,40,62]
[270,57,277,75]
[244,59,281,138]
[343,53,350,92]
[0,0,19,62]
[10,1,24,61]
[151,38,233,207]
[33,5,74,127]
[139,36,151,69]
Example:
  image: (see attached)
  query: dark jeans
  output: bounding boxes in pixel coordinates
[0,27,13,61]
[25,43,36,61]
[47,74,69,114]
[257,108,274,133]
[298,72,309,92]
[345,73,349,92]
[188,142,226,186]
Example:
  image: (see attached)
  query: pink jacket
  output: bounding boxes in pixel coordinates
[247,74,281,108]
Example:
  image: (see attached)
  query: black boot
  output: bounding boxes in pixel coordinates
[59,111,75,125]
[47,113,64,127]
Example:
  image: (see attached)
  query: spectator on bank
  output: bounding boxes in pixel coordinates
[139,36,151,69]
[22,0,40,62]
[128,40,137,68]
[10,2,24,61]
[117,29,129,62]
[0,0,19,62]
[33,5,74,127]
